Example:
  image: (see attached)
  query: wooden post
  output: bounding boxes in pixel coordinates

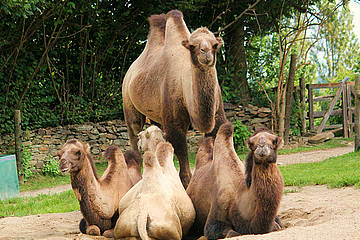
[347,83,353,137]
[355,75,360,152]
[14,109,24,184]
[342,83,349,138]
[284,54,297,144]
[307,84,314,131]
[299,77,306,135]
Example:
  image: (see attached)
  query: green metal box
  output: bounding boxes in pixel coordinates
[0,155,20,200]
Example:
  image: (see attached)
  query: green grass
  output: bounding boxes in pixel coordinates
[0,190,79,217]
[280,151,360,188]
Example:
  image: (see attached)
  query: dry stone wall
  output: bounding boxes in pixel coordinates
[0,105,272,170]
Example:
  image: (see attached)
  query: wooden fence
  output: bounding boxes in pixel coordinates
[306,77,355,137]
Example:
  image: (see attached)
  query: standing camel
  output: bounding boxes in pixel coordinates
[122,10,226,188]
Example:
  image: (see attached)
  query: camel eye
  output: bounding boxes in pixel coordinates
[189,45,195,51]
[213,44,218,50]
[75,150,81,156]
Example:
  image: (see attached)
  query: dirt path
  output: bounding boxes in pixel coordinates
[1,185,360,239]
[1,144,358,239]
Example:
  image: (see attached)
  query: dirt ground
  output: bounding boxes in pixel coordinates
[1,144,359,240]
[1,185,360,240]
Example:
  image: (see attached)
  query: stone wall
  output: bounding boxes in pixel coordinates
[0,105,272,170]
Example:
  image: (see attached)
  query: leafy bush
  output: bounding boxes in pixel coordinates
[233,120,251,152]
[22,146,37,182]
[41,157,62,177]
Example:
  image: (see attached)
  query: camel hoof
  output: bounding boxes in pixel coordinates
[86,225,101,236]
[225,229,240,238]
[103,229,114,238]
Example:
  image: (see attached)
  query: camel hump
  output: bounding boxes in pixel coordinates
[124,149,142,168]
[143,151,159,168]
[104,145,126,165]
[165,9,190,46]
[155,142,174,168]
[195,137,214,168]
[217,122,234,140]
[166,9,184,20]
[147,13,166,46]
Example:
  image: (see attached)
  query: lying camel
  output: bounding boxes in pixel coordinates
[114,142,195,240]
[122,9,227,188]
[186,123,284,239]
[124,149,142,185]
[57,140,140,237]
[137,125,165,153]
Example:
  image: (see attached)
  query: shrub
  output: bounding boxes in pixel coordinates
[233,120,251,152]
[22,146,37,181]
[41,157,62,177]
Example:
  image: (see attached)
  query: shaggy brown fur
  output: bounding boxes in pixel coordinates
[122,9,227,188]
[114,142,195,240]
[57,140,137,237]
[186,123,284,239]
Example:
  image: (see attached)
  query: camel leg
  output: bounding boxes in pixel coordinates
[124,103,145,150]
[86,225,101,236]
[204,205,238,239]
[103,229,114,238]
[164,128,191,189]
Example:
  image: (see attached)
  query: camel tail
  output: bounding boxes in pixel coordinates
[138,210,151,240]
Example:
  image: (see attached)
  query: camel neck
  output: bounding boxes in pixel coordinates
[189,66,218,132]
[250,163,283,233]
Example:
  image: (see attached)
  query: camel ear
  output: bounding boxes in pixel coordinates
[247,137,256,151]
[273,137,283,150]
[215,37,223,50]
[145,131,150,139]
[182,40,194,51]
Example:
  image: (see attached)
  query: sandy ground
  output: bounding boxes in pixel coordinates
[1,144,359,240]
[1,185,360,239]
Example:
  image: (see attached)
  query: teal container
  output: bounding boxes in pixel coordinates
[0,155,20,200]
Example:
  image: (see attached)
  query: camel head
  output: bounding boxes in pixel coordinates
[57,139,90,173]
[182,27,223,70]
[138,125,165,152]
[247,129,283,165]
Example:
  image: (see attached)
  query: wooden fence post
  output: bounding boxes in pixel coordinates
[14,109,24,184]
[307,84,314,131]
[355,75,360,152]
[299,77,306,135]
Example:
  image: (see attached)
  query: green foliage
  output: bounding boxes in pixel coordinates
[22,146,37,182]
[41,157,61,177]
[233,120,251,152]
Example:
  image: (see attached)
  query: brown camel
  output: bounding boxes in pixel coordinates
[186,123,284,239]
[122,9,227,188]
[57,140,140,237]
[124,149,142,185]
[114,141,195,240]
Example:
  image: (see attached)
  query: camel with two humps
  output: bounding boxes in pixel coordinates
[57,139,141,237]
[186,123,284,239]
[114,126,195,240]
[122,9,227,188]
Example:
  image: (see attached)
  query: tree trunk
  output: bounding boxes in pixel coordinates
[227,22,251,105]
[299,77,306,135]
[284,54,297,144]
